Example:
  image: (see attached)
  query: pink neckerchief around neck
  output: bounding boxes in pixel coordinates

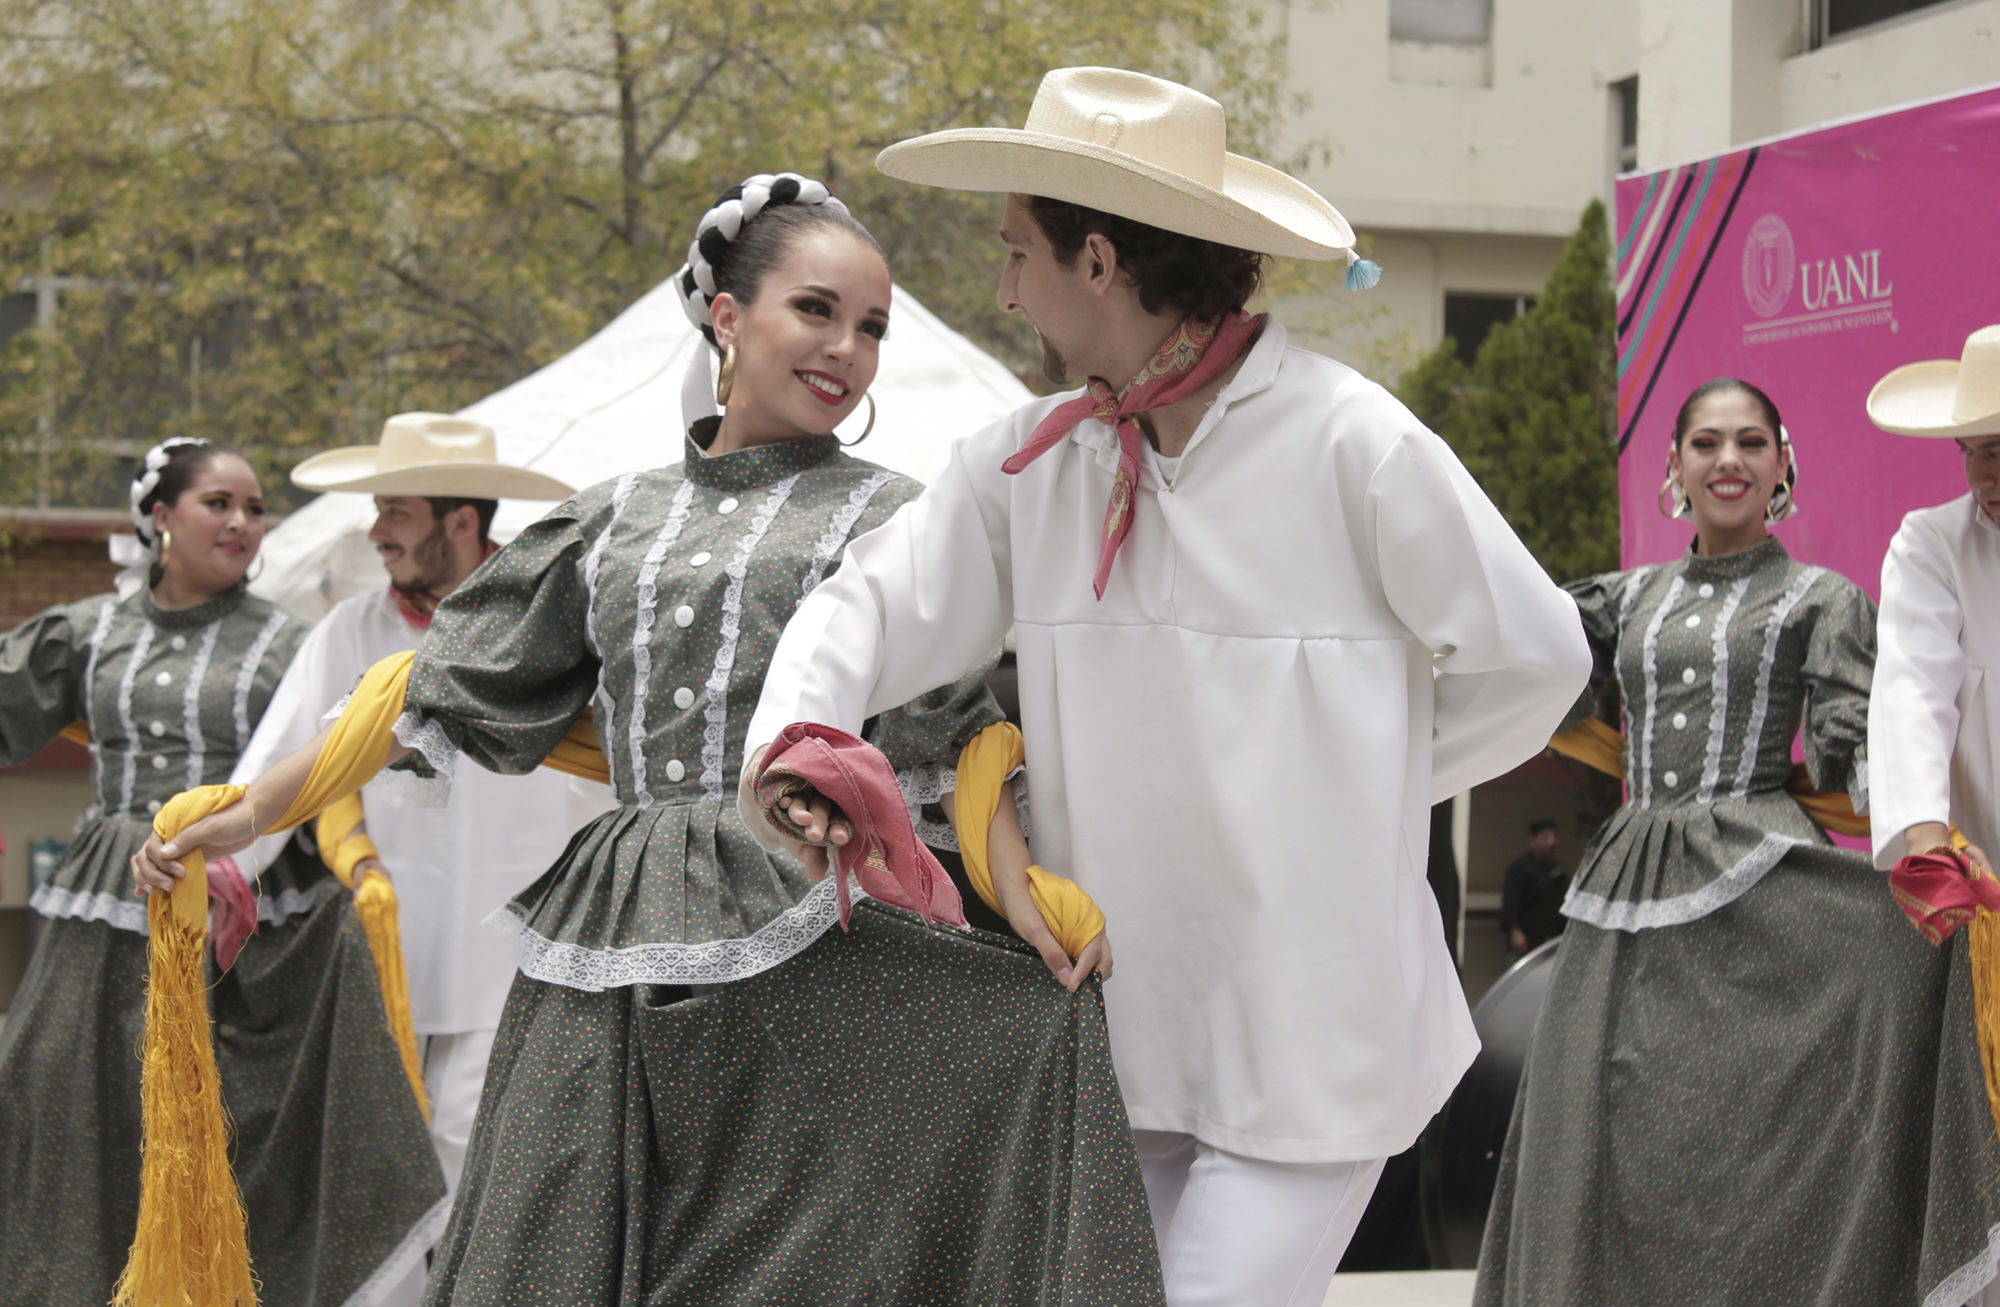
[1001,312,1265,599]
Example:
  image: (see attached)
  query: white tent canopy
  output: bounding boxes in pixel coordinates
[252,279,1032,619]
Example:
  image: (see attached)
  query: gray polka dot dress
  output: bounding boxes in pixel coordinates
[1475,538,2000,1306]
[0,585,448,1306]
[399,426,1164,1305]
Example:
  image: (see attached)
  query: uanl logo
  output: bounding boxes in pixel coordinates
[1741,214,1793,319]
[1740,212,1897,344]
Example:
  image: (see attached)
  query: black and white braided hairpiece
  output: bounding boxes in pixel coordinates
[674,172,847,351]
[129,436,211,556]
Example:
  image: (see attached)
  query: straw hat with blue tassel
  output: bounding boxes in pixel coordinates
[877,66,1381,290]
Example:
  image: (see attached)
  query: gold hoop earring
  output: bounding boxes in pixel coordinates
[715,344,737,407]
[839,393,876,447]
[247,551,265,583]
[159,526,174,562]
[1656,476,1687,520]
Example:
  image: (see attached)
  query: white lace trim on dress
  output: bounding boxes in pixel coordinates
[486,874,863,992]
[1561,830,1801,932]
[1921,1218,2000,1307]
[182,619,223,790]
[255,876,344,926]
[1636,575,1685,810]
[801,470,898,597]
[81,599,117,802]
[339,1194,453,1307]
[114,623,155,817]
[699,475,800,803]
[1733,567,1824,798]
[629,480,699,808]
[1695,578,1751,804]
[232,610,292,748]
[31,882,151,935]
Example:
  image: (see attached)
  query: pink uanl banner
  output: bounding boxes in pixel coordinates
[1615,82,2000,596]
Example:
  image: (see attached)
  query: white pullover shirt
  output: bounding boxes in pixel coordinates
[745,321,1591,1162]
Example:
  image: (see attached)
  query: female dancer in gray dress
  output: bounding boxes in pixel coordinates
[0,440,444,1306]
[136,176,1162,1307]
[1475,380,2000,1306]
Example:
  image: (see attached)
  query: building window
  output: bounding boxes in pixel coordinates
[1612,77,1639,173]
[1390,0,1492,44]
[1444,292,1534,365]
[1813,0,1957,43]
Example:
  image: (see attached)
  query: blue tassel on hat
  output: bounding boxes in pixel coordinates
[1345,247,1382,291]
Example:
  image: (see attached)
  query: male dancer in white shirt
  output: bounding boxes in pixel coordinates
[740,68,1589,1306]
[233,414,607,1302]
[1868,325,2000,879]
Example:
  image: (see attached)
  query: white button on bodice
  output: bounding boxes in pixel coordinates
[1698,583,1716,599]
[689,552,712,567]
[1662,770,1680,788]
[664,759,686,782]
[154,670,172,687]
[673,605,695,628]
[674,687,695,709]
[170,636,187,651]
[147,799,163,814]
[717,498,739,515]
[1672,712,1688,729]
[1685,614,1701,628]
[149,721,166,737]
[152,754,168,770]
[1681,668,1697,685]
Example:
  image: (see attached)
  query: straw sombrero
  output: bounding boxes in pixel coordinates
[1867,325,2000,439]
[292,413,574,499]
[876,67,1356,264]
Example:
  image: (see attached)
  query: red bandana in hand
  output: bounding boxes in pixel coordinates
[1002,312,1265,599]
[1889,846,2000,944]
[754,723,967,931]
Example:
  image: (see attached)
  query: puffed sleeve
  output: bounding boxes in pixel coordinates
[1557,570,1634,731]
[0,601,91,766]
[1798,574,1877,809]
[400,501,599,777]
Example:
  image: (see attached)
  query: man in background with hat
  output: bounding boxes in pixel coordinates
[1868,326,2000,891]
[231,413,608,1305]
[743,67,1589,1303]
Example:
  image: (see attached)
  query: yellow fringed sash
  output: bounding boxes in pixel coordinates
[1547,719,2000,1147]
[315,794,429,1121]
[118,785,261,1307]
[952,722,1106,957]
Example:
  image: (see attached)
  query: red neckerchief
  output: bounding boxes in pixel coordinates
[1001,312,1265,599]
[389,540,499,630]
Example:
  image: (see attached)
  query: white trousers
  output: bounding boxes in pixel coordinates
[1133,1129,1386,1307]
[381,1028,500,1307]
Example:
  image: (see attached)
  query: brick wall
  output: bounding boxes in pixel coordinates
[0,534,121,631]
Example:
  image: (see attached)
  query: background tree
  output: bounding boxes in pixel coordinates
[0,0,1303,516]
[1398,198,1619,583]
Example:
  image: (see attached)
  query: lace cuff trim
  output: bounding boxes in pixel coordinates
[1561,831,1801,932]
[899,763,1030,853]
[31,883,150,935]
[485,875,862,992]
[1921,1217,2000,1307]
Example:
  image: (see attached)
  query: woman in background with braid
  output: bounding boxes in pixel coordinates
[137,173,1155,1306]
[0,438,444,1306]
